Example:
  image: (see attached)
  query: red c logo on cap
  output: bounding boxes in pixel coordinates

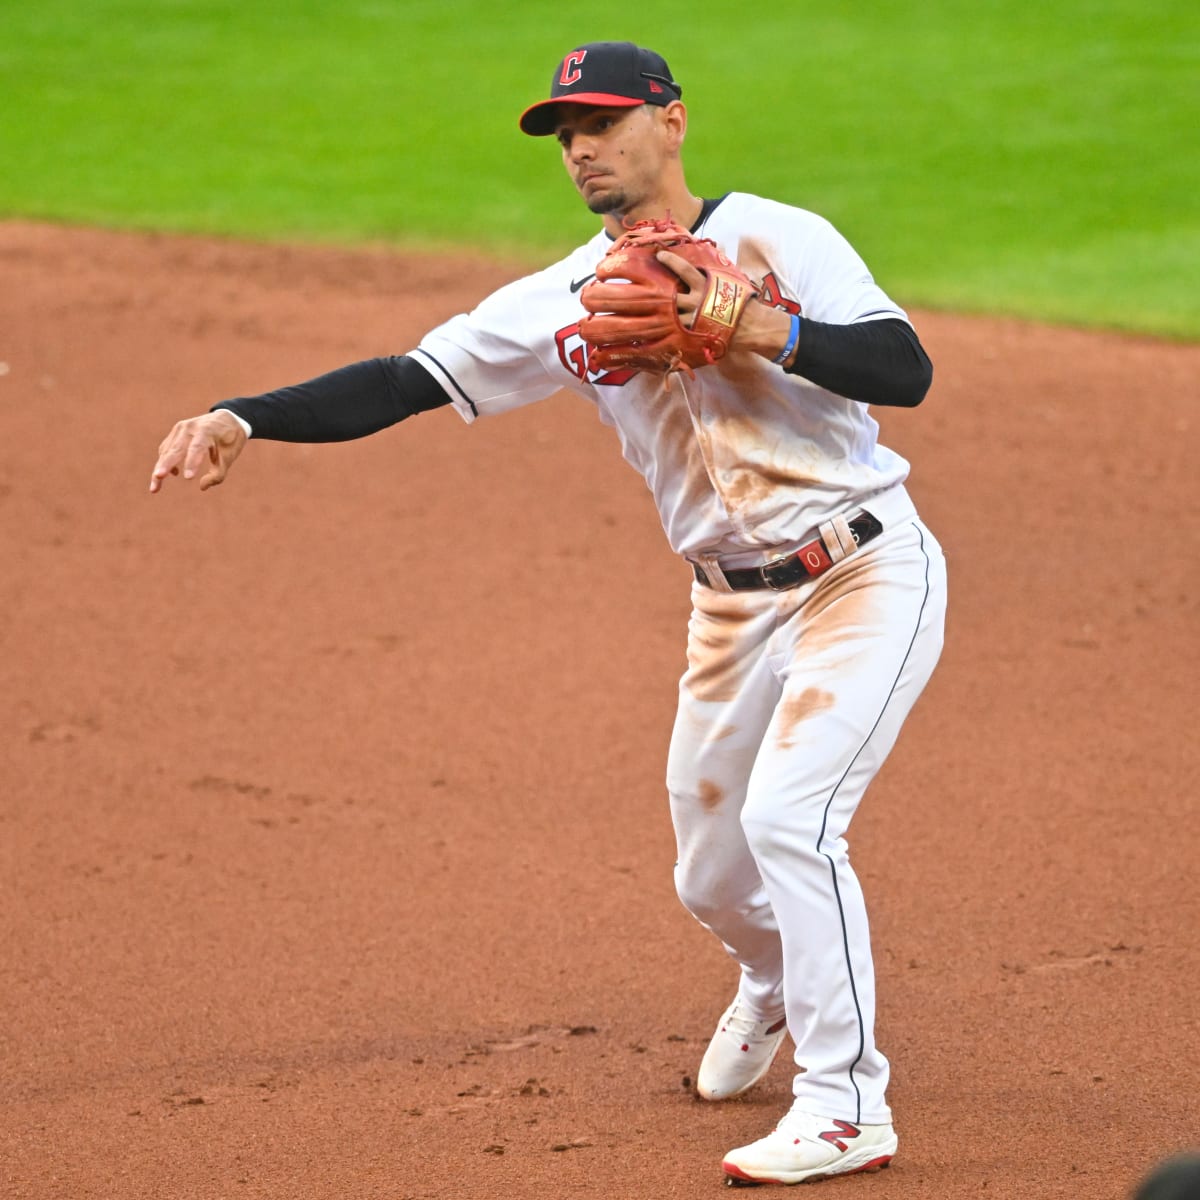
[559,50,587,86]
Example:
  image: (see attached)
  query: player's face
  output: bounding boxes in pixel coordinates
[554,105,676,217]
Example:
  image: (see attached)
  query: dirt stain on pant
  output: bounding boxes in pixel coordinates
[775,687,835,750]
[684,602,757,704]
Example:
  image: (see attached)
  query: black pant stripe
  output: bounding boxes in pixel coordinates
[814,524,933,1124]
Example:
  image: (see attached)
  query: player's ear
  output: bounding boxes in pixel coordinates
[660,100,687,151]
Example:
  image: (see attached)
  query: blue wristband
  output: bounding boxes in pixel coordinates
[772,313,801,364]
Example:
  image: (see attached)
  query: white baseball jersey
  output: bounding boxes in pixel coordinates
[412,192,912,563]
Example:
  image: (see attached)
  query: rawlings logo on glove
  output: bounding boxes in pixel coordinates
[578,218,759,376]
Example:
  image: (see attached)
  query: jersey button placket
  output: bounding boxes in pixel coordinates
[688,392,720,487]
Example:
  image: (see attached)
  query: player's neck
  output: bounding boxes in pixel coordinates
[602,189,703,238]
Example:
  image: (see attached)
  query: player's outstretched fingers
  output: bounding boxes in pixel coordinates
[150,421,194,493]
[150,412,247,494]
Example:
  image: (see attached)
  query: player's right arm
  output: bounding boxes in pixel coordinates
[148,355,452,494]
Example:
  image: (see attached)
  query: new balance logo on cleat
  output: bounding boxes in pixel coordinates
[816,1119,861,1152]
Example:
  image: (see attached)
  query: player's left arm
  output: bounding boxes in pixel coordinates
[660,248,930,408]
[774,212,933,407]
[779,316,931,408]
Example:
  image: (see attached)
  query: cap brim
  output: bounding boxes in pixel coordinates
[518,94,645,137]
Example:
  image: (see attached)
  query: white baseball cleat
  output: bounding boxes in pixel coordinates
[696,999,789,1101]
[722,1103,897,1186]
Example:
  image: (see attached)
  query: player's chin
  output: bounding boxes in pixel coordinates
[583,187,628,216]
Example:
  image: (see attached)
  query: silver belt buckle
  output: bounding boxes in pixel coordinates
[759,553,799,590]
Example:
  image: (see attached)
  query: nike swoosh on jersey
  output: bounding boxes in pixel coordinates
[569,273,596,293]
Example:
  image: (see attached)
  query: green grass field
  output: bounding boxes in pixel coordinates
[2,1,1196,337]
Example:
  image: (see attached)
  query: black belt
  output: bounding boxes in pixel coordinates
[693,511,884,591]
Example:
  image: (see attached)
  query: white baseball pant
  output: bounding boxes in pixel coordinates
[667,505,947,1124]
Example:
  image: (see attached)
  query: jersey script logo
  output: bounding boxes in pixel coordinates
[759,271,802,316]
[555,322,636,387]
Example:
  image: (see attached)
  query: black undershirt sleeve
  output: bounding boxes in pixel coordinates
[784,317,933,408]
[212,354,451,441]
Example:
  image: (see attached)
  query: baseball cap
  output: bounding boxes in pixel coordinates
[519,41,682,137]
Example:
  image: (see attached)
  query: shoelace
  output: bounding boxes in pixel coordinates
[775,1102,816,1135]
[724,1003,779,1040]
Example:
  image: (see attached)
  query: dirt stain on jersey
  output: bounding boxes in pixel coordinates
[775,687,836,750]
[722,459,805,513]
[715,351,775,393]
[698,779,725,810]
[642,375,717,510]
[704,408,824,517]
[732,238,774,289]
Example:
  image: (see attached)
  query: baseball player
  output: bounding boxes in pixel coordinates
[151,42,947,1186]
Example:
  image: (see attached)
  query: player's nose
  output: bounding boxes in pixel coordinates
[568,134,598,163]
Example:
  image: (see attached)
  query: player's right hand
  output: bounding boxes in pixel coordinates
[149,410,248,494]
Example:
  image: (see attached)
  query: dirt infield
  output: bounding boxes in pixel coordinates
[1,220,1196,1199]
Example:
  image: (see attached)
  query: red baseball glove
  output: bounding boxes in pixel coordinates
[578,218,759,376]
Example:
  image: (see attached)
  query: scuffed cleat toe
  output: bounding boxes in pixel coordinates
[696,999,788,1101]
